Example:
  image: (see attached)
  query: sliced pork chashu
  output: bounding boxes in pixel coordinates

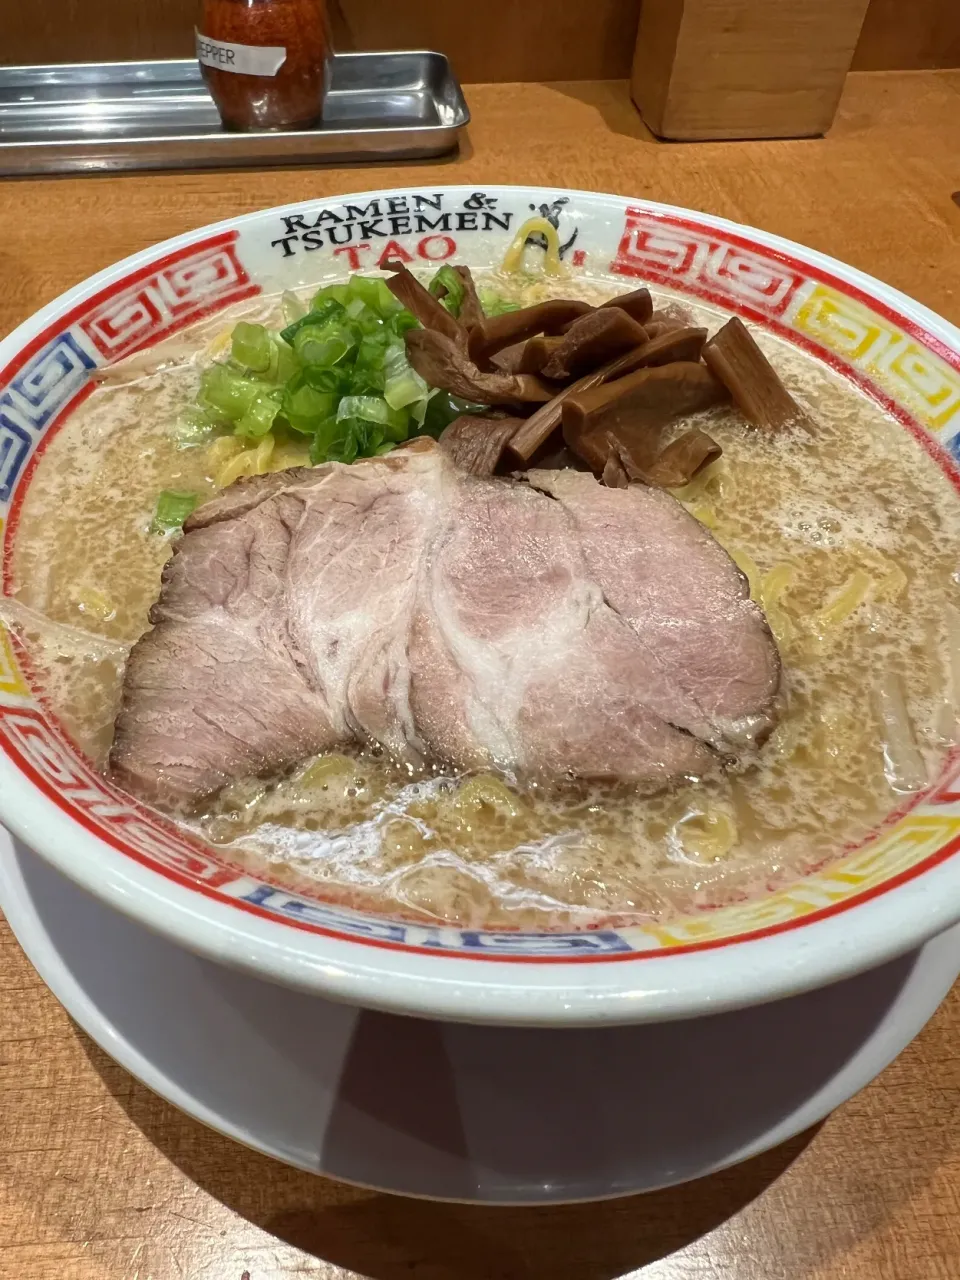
[523,469,780,744]
[111,440,780,807]
[409,462,716,784]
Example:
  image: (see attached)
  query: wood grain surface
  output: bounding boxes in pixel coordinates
[853,0,960,71]
[3,0,959,78]
[630,0,873,139]
[1,69,960,1280]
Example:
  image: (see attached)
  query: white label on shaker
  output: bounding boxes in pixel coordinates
[195,30,287,77]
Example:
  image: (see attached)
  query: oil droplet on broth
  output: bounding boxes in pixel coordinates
[9,279,960,931]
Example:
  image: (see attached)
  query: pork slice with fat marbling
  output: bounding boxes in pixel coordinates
[524,468,781,745]
[111,478,339,807]
[409,471,714,782]
[112,446,444,805]
[285,442,447,764]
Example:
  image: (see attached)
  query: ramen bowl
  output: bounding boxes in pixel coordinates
[2,185,960,1027]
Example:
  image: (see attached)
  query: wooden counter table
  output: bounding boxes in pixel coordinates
[2,70,960,1280]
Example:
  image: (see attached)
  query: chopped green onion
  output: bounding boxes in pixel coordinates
[282,376,339,433]
[384,368,427,411]
[348,368,384,398]
[478,288,521,317]
[387,310,419,339]
[322,421,361,465]
[272,335,299,384]
[231,321,273,373]
[306,417,342,463]
[311,283,350,310]
[281,290,307,326]
[410,389,438,428]
[193,269,438,471]
[198,364,262,422]
[280,298,346,347]
[346,274,402,318]
[383,340,429,411]
[336,435,360,465]
[350,301,387,337]
[175,404,221,446]
[421,391,485,438]
[302,365,349,394]
[151,490,199,534]
[347,333,388,396]
[294,323,355,369]
[429,265,466,315]
[336,395,409,441]
[236,389,282,439]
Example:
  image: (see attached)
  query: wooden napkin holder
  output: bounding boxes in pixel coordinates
[630,0,872,140]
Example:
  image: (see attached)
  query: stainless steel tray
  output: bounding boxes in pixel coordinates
[0,52,469,176]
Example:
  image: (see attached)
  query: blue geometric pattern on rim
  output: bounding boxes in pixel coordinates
[239,883,635,954]
[0,331,98,502]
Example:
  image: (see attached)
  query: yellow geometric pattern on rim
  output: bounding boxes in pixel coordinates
[0,624,28,698]
[643,813,960,949]
[792,284,960,435]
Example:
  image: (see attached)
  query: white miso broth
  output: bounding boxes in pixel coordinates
[8,274,960,931]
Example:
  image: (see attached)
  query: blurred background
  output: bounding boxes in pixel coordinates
[5,0,959,81]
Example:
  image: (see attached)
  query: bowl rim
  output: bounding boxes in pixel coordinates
[3,183,960,1026]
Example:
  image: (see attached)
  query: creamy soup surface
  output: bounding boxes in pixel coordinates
[9,269,960,930]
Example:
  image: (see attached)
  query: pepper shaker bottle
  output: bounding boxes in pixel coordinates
[197,0,331,131]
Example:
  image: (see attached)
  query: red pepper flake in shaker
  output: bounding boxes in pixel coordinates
[197,0,331,132]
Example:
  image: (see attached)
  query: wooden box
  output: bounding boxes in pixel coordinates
[631,0,873,140]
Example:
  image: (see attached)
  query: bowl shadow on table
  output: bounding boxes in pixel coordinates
[77,1024,816,1279]
[73,940,941,1280]
[544,81,829,152]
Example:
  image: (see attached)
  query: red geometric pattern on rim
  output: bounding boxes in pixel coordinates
[0,706,241,889]
[611,207,806,318]
[78,235,255,361]
[6,686,960,965]
[0,230,262,592]
[930,754,960,805]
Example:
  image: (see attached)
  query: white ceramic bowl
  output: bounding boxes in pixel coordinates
[2,184,960,1026]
